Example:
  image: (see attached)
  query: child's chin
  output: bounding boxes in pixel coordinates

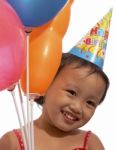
[55,123,78,133]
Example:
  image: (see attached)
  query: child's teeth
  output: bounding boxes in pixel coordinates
[64,111,77,121]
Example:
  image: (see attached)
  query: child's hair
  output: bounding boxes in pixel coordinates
[35,53,110,105]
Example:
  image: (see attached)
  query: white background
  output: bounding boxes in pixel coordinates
[0,0,116,149]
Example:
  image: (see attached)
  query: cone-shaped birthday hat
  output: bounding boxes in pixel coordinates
[69,9,112,69]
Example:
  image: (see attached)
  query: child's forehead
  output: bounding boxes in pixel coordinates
[58,64,93,80]
[60,63,91,74]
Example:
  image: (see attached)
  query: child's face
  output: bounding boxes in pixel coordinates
[42,64,106,132]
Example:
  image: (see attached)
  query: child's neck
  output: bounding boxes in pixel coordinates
[34,116,79,138]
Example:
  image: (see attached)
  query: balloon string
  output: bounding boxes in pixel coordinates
[30,99,34,150]
[17,82,29,149]
[10,91,27,150]
[26,33,32,150]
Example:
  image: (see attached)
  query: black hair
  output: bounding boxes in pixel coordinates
[35,53,110,105]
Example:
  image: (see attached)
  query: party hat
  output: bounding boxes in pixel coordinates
[69,9,112,69]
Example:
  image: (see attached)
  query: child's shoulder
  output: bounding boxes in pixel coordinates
[73,130,104,150]
[81,130,105,150]
[0,130,20,150]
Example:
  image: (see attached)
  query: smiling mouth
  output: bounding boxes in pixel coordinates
[61,110,79,124]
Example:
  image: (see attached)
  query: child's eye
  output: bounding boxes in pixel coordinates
[66,90,77,96]
[86,100,96,108]
[87,100,96,108]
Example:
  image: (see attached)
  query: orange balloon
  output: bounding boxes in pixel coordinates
[50,0,74,37]
[21,30,62,95]
[30,21,52,41]
[20,0,74,95]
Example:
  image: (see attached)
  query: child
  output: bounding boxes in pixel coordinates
[0,9,112,150]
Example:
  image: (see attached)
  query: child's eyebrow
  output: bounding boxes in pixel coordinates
[88,96,100,102]
[64,83,80,90]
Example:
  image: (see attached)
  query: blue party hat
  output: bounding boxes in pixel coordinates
[69,9,112,69]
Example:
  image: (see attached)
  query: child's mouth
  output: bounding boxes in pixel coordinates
[61,110,79,124]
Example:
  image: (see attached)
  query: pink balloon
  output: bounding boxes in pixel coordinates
[0,1,26,91]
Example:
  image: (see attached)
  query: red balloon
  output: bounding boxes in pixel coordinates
[0,1,26,91]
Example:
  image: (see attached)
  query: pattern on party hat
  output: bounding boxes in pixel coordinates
[69,9,112,69]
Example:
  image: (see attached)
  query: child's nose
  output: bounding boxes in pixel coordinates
[69,100,83,115]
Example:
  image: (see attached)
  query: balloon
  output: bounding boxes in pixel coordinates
[7,0,67,27]
[20,0,73,95]
[21,30,62,95]
[30,0,74,37]
[50,0,74,37]
[0,1,26,91]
